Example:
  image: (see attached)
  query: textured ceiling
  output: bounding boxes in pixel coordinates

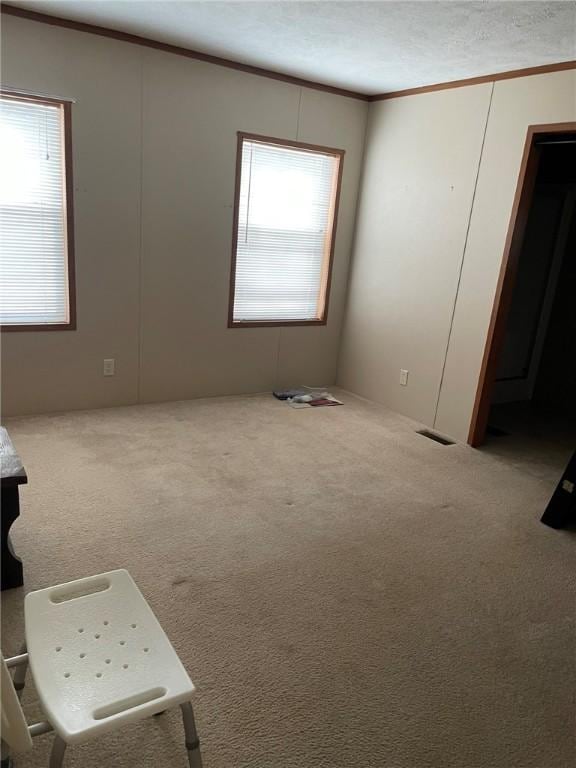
[7,1,576,95]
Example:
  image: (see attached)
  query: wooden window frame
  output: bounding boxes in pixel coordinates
[0,90,76,332]
[228,131,344,328]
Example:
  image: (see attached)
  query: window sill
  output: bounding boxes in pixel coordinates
[229,318,327,328]
[1,322,76,332]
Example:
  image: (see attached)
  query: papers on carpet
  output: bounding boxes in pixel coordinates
[273,388,343,408]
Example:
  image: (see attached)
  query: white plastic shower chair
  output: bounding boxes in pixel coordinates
[1,569,202,767]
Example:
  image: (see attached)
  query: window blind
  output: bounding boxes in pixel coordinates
[0,97,69,326]
[232,138,340,323]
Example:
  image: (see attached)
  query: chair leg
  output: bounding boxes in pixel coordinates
[180,702,202,768]
[1,738,13,768]
[13,641,28,701]
[49,736,67,768]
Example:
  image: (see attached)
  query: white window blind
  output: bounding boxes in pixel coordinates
[0,96,70,326]
[232,137,340,323]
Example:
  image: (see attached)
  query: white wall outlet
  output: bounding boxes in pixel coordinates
[399,369,409,386]
[103,358,115,377]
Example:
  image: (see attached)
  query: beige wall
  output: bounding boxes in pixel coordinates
[338,69,576,443]
[435,70,576,441]
[0,16,367,416]
[3,15,574,434]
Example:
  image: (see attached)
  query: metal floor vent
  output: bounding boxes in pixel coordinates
[416,429,455,446]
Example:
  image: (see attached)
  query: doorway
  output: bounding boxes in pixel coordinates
[468,123,576,470]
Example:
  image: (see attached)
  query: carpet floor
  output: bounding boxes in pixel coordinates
[485,401,576,483]
[1,391,574,768]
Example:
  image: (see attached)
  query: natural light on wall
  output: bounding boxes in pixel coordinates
[231,136,342,324]
[0,95,70,327]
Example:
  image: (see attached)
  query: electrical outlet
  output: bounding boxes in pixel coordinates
[400,369,409,386]
[103,358,115,377]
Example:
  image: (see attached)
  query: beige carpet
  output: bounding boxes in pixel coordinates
[2,391,574,768]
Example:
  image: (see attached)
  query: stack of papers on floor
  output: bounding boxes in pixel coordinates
[272,389,343,408]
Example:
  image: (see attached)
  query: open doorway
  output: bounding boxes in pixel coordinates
[469,123,576,477]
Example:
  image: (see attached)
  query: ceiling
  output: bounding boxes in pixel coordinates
[7,1,576,95]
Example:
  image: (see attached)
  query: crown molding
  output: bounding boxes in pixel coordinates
[369,60,576,101]
[0,4,370,102]
[3,4,575,105]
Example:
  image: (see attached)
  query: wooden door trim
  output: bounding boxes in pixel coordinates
[468,122,576,446]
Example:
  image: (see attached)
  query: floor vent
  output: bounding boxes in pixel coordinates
[416,429,455,446]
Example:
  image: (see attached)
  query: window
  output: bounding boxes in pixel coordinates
[229,132,344,326]
[0,92,75,330]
